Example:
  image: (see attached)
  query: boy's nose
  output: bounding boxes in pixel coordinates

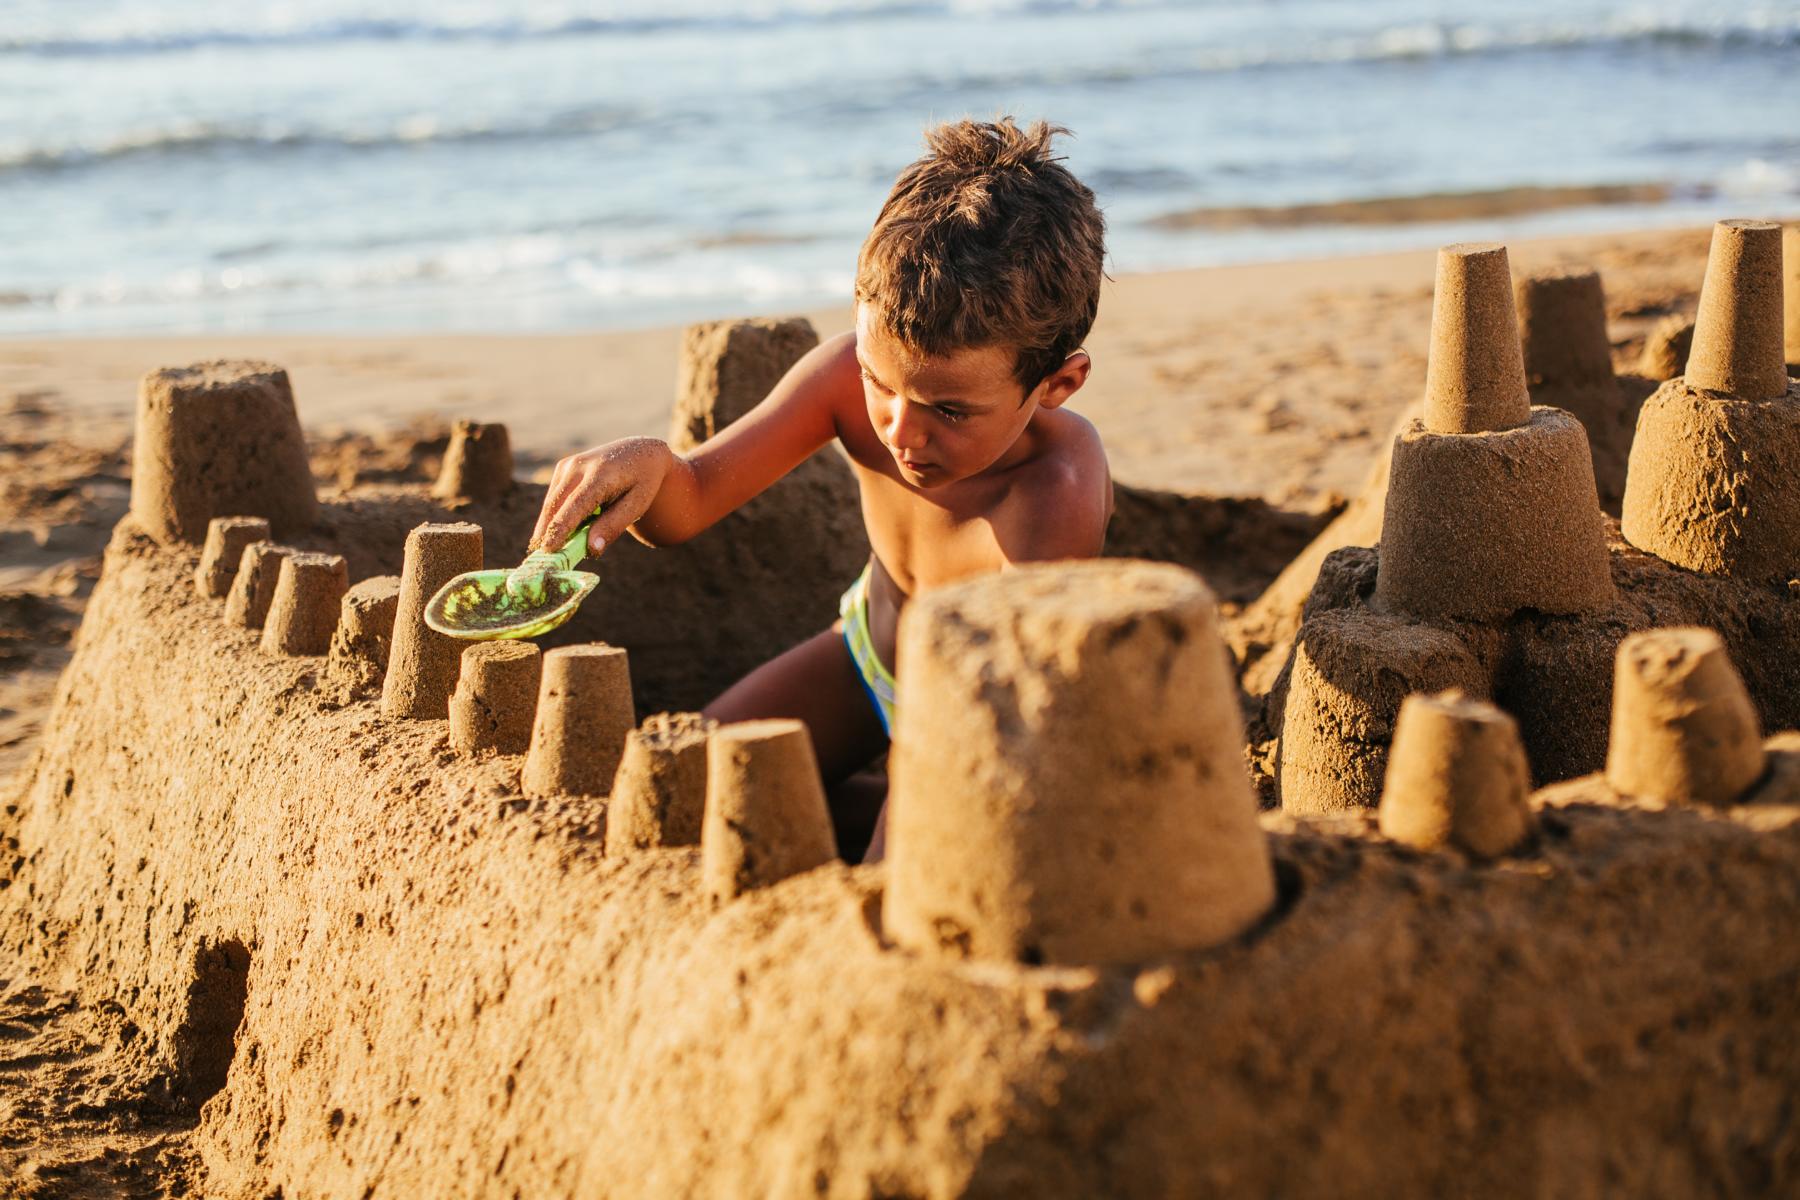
[886,403,928,451]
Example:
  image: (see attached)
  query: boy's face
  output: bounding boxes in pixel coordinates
[854,305,1058,489]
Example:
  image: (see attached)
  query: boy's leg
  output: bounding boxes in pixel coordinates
[703,624,890,858]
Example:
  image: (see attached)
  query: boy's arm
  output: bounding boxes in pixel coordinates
[534,332,855,554]
[1001,420,1113,564]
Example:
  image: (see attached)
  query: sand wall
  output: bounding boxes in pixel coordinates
[4,516,1800,1197]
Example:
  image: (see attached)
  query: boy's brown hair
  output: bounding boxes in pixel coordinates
[855,117,1107,390]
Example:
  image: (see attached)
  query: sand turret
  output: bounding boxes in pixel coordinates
[1515,267,1635,509]
[1621,220,1800,582]
[669,318,820,452]
[194,517,270,599]
[431,420,514,502]
[260,552,348,656]
[131,361,316,545]
[449,642,541,756]
[1377,691,1534,859]
[700,719,837,902]
[223,542,293,630]
[1375,244,1614,621]
[1639,314,1695,382]
[884,561,1274,966]
[326,576,400,695]
[1785,223,1799,372]
[381,522,483,720]
[1605,628,1764,806]
[521,645,634,798]
[604,713,717,855]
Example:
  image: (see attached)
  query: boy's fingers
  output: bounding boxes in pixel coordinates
[532,459,574,547]
[585,484,649,556]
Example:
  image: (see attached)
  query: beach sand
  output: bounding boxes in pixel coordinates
[0,224,1723,1191]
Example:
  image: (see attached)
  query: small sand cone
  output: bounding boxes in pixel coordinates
[1686,219,1787,399]
[130,360,317,545]
[1621,222,1800,582]
[521,645,635,798]
[1423,244,1532,434]
[885,561,1275,966]
[604,713,717,855]
[223,542,293,630]
[431,420,514,502]
[669,318,821,452]
[701,720,837,902]
[1639,314,1695,382]
[1377,242,1614,621]
[449,642,542,756]
[1377,691,1534,859]
[1279,607,1490,814]
[326,576,400,695]
[1605,628,1765,806]
[259,552,348,656]
[1516,268,1633,508]
[381,522,483,720]
[194,516,270,599]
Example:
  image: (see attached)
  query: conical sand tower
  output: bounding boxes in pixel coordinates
[1376,244,1615,621]
[1621,220,1800,583]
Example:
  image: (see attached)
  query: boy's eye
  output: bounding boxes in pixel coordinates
[934,406,967,423]
[858,368,892,395]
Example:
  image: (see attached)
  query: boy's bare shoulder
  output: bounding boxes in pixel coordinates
[1002,408,1113,560]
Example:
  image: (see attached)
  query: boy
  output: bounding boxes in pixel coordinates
[531,117,1112,858]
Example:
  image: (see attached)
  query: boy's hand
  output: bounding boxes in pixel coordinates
[532,436,675,557]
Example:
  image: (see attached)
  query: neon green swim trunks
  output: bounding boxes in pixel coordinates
[838,563,897,735]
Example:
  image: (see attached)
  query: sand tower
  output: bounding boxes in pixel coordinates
[194,516,269,599]
[1640,315,1695,382]
[449,642,542,756]
[326,576,401,696]
[605,713,717,855]
[884,560,1274,966]
[260,552,348,656]
[1377,691,1534,859]
[701,720,837,902]
[1515,267,1635,510]
[1606,628,1765,807]
[1375,244,1615,621]
[521,645,634,798]
[1621,220,1800,582]
[432,420,514,502]
[223,542,294,630]
[669,318,820,451]
[382,522,483,720]
[131,361,317,544]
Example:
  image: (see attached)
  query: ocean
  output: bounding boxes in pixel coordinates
[2,0,1796,334]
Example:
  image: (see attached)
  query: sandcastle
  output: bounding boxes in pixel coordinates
[131,361,317,544]
[194,516,270,599]
[1275,232,1800,815]
[7,299,1800,1195]
[887,561,1274,965]
[432,420,514,502]
[222,541,294,630]
[1377,691,1534,859]
[259,552,348,656]
[449,641,542,756]
[1606,627,1765,807]
[325,575,400,695]
[381,522,483,720]
[1622,220,1800,582]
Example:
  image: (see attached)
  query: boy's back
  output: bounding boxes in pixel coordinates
[531,117,1111,856]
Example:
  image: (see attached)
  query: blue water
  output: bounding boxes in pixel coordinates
[2,0,1796,334]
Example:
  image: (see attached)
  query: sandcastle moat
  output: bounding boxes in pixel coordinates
[3,227,1800,1196]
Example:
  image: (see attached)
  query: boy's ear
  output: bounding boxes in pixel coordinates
[1031,351,1091,411]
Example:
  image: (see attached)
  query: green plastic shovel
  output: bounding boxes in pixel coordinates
[424,512,602,641]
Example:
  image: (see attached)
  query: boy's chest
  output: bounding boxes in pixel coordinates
[849,461,1015,594]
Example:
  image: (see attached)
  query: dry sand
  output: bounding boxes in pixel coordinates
[1,224,1761,1195]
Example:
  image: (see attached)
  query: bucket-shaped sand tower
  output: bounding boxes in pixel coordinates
[1375,244,1614,621]
[432,420,514,502]
[669,318,821,451]
[521,645,634,798]
[884,560,1274,966]
[260,552,348,656]
[449,642,542,756]
[194,516,269,599]
[1605,628,1765,807]
[1377,691,1534,859]
[131,361,317,545]
[1515,267,1633,509]
[700,719,837,902]
[605,713,717,855]
[223,542,293,630]
[1640,314,1695,382]
[1622,220,1800,582]
[326,576,400,695]
[381,522,483,720]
